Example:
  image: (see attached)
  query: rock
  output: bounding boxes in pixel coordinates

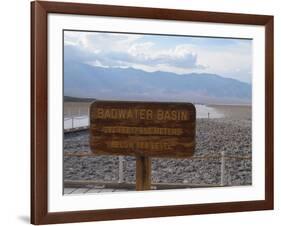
[63,119,252,186]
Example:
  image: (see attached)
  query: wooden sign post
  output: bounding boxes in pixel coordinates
[136,156,151,190]
[90,100,196,190]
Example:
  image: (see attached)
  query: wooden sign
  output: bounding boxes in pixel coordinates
[90,101,196,158]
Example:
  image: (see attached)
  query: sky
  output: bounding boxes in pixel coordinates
[64,30,252,83]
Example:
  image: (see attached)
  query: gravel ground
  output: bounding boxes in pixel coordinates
[64,119,252,186]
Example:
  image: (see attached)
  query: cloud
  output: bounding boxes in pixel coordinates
[125,43,206,69]
[192,41,252,83]
[65,32,206,70]
[65,32,141,53]
[64,31,252,83]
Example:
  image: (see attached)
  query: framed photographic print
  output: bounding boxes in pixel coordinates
[31,1,274,225]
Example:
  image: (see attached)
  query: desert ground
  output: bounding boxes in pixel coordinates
[63,102,252,192]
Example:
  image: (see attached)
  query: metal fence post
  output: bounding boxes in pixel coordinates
[220,151,225,186]
[118,156,124,183]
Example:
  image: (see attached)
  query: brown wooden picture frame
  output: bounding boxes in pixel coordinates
[31,1,274,225]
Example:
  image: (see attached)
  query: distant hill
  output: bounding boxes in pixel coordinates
[64,61,251,104]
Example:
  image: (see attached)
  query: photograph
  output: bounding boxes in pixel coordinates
[30,1,273,224]
[63,30,252,194]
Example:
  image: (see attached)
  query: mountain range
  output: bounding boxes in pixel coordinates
[64,61,251,104]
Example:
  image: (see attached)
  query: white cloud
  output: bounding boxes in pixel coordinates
[193,42,252,82]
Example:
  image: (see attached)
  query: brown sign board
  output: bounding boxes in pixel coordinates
[90,101,196,158]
